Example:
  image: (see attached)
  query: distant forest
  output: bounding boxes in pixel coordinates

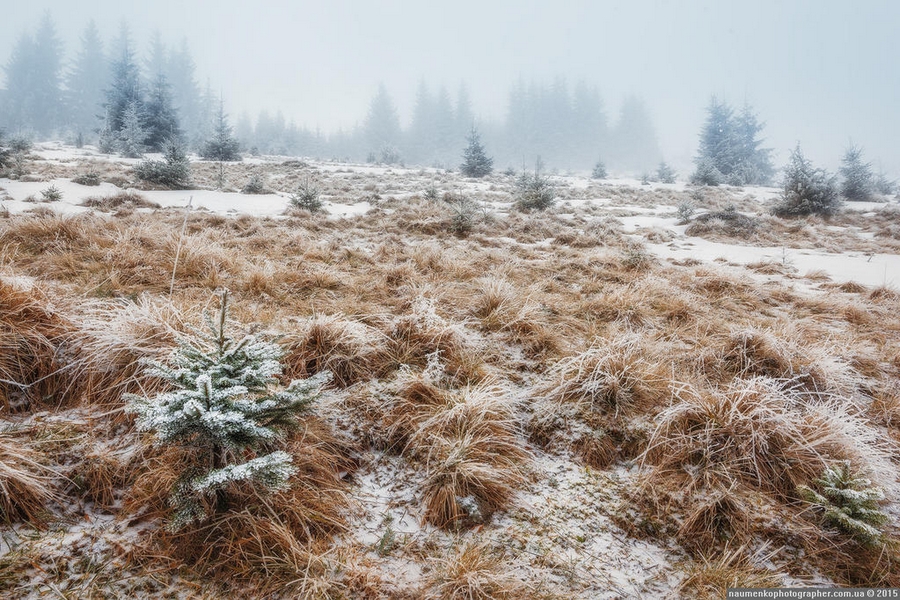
[0,14,664,173]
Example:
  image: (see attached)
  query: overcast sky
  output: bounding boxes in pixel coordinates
[1,0,898,173]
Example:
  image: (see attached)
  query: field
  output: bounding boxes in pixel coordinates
[0,142,899,598]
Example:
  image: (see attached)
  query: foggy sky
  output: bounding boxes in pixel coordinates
[1,0,898,174]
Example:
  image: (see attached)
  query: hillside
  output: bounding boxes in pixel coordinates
[0,143,899,598]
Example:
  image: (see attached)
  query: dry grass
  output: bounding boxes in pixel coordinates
[530,335,668,465]
[642,377,855,499]
[0,278,79,412]
[678,545,782,599]
[282,314,390,388]
[1,152,900,594]
[0,427,57,523]
[425,539,532,599]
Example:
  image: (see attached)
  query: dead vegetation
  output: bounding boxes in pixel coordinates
[0,150,899,596]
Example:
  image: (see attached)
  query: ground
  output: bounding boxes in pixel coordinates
[0,141,898,598]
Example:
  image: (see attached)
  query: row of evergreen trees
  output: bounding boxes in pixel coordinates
[228,80,661,172]
[1,15,661,171]
[1,15,222,153]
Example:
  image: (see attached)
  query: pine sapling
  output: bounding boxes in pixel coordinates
[126,290,330,529]
[798,461,888,547]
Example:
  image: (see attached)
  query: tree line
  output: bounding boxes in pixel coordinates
[0,14,666,172]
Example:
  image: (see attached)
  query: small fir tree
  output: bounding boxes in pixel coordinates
[515,159,555,211]
[840,144,874,201]
[460,126,493,177]
[656,161,676,184]
[201,101,241,161]
[773,144,840,217]
[126,291,330,529]
[798,461,888,547]
[591,159,607,179]
[134,138,191,188]
[118,100,146,158]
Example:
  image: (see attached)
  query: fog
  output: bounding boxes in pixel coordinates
[1,0,897,174]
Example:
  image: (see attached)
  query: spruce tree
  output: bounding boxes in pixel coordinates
[118,100,146,158]
[143,73,182,152]
[799,461,887,547]
[692,97,773,186]
[773,144,840,217]
[66,20,106,141]
[460,126,493,177]
[105,26,143,136]
[126,291,329,529]
[840,144,874,201]
[201,101,241,161]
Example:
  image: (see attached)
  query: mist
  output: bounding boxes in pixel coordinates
[1,0,897,175]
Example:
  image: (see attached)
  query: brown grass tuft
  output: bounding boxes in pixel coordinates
[0,427,57,523]
[642,378,852,499]
[0,278,79,411]
[282,315,390,388]
[678,546,782,599]
[425,539,531,599]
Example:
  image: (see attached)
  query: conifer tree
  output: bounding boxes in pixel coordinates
[118,100,146,158]
[143,73,181,152]
[126,291,329,528]
[105,25,143,135]
[773,144,840,216]
[693,97,773,186]
[201,101,241,161]
[460,126,493,177]
[66,20,106,140]
[364,83,401,159]
[799,461,887,547]
[840,144,874,201]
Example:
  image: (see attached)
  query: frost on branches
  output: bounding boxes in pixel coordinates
[126,290,330,529]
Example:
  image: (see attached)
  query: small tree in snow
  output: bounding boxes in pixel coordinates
[798,461,888,547]
[460,126,493,177]
[134,138,191,189]
[840,144,874,201]
[126,290,329,529]
[656,161,676,184]
[773,144,840,217]
[118,100,146,158]
[201,101,241,161]
[591,159,607,180]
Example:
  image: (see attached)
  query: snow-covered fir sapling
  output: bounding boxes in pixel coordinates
[798,461,888,547]
[126,290,330,529]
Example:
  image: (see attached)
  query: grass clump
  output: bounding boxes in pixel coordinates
[72,171,101,186]
[0,427,57,523]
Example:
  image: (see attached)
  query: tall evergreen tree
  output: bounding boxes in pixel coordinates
[118,99,146,158]
[454,82,475,147]
[611,95,661,174]
[363,83,401,158]
[2,13,64,135]
[143,73,181,152]
[406,80,435,164]
[30,13,65,135]
[201,100,241,161]
[66,20,107,140]
[1,33,36,131]
[105,24,143,135]
[165,39,201,141]
[693,97,773,186]
[460,126,493,177]
[840,144,874,201]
